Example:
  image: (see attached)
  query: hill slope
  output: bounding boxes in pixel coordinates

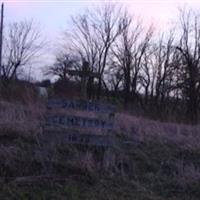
[0,101,200,200]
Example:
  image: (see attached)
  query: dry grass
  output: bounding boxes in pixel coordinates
[114,112,200,196]
[0,100,45,137]
[0,100,200,199]
[115,112,200,150]
[173,161,200,188]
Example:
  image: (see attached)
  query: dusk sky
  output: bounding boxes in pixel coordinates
[2,0,200,80]
[4,0,200,28]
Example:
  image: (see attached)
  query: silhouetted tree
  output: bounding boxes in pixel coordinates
[140,32,179,117]
[64,4,128,99]
[111,12,153,107]
[1,20,43,82]
[176,9,200,123]
[46,53,78,80]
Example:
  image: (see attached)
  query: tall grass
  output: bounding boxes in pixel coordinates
[0,100,45,137]
[0,100,200,200]
[116,112,200,150]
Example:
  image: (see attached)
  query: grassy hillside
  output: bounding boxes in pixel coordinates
[0,101,200,200]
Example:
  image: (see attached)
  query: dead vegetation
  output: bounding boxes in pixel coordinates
[0,101,199,199]
[0,100,45,137]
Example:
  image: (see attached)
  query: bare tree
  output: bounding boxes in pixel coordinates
[176,8,200,123]
[110,12,135,106]
[66,14,98,71]
[140,32,179,117]
[64,4,127,99]
[110,12,153,107]
[45,53,78,80]
[1,20,44,82]
[92,4,127,99]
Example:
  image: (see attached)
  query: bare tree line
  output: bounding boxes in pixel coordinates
[1,4,200,124]
[46,5,200,124]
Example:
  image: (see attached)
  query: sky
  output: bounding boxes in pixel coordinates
[4,0,200,29]
[2,0,200,80]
